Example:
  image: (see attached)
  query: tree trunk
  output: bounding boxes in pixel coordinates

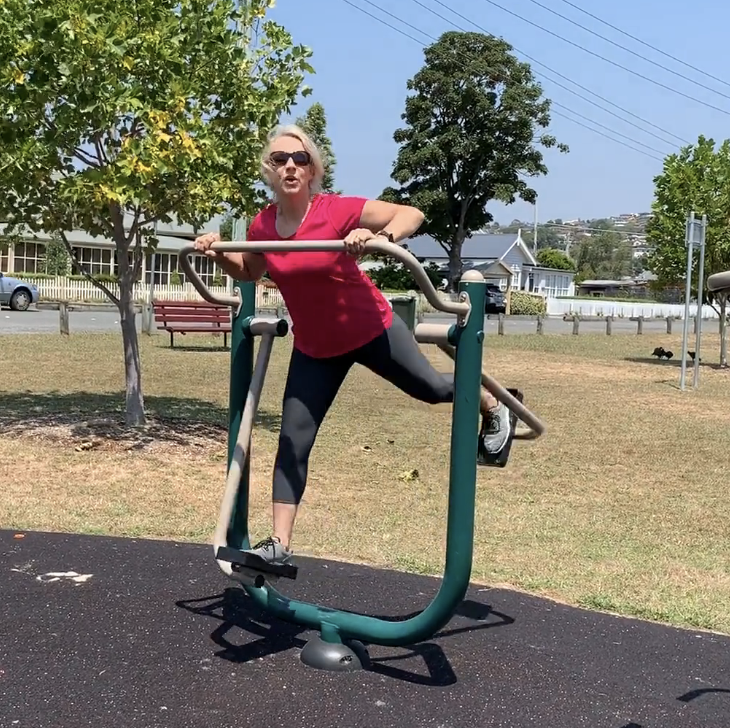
[448,243,464,292]
[118,284,146,426]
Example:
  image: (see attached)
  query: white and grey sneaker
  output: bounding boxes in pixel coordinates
[481,403,511,454]
[244,536,293,566]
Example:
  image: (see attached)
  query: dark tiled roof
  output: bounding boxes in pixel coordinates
[405,233,519,259]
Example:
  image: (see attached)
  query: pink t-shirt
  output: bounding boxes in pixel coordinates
[246,193,394,358]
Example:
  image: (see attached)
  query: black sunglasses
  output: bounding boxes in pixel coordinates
[269,150,312,167]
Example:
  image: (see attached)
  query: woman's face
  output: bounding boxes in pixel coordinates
[268,135,314,199]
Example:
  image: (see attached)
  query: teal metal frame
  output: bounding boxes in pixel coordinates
[224,273,487,648]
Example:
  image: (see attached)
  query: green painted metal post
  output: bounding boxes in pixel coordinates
[225,270,487,648]
[226,280,257,550]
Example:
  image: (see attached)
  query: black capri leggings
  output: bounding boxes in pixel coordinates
[272,314,454,504]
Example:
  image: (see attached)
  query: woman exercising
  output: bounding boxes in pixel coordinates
[194,124,510,567]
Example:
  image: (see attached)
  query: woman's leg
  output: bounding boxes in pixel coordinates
[244,346,352,564]
[355,315,511,452]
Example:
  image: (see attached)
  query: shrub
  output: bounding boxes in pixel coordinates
[510,291,546,315]
[367,262,443,291]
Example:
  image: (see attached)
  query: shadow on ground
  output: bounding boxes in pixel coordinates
[176,587,514,687]
[0,390,282,446]
[624,356,726,370]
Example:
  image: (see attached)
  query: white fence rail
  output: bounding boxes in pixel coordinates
[546,297,721,320]
[24,276,286,309]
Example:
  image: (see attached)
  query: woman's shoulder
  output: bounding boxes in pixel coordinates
[247,202,276,238]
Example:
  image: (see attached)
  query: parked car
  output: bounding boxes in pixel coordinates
[484,283,506,315]
[0,272,39,311]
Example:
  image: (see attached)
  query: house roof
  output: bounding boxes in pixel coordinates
[406,233,521,260]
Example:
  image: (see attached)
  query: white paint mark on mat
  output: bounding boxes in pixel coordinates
[36,571,94,584]
[10,562,34,575]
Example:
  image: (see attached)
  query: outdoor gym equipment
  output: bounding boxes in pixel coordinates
[708,269,730,369]
[178,239,545,672]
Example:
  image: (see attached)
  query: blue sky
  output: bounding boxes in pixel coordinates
[268,0,730,224]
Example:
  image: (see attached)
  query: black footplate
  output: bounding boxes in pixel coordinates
[216,546,298,580]
[477,388,523,468]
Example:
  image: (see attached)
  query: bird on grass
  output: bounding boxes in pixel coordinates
[688,350,702,362]
[652,347,674,360]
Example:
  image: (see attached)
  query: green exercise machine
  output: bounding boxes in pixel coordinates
[179,240,545,672]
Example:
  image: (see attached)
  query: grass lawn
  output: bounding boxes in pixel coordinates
[1,326,729,634]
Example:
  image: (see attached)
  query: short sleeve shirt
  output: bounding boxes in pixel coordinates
[247,193,394,358]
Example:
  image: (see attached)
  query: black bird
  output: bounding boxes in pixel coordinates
[652,347,666,358]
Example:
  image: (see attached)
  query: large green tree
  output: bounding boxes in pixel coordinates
[381,31,568,288]
[0,0,312,425]
[647,135,730,301]
[573,230,633,282]
[295,101,339,193]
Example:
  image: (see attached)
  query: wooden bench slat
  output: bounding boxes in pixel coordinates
[154,313,231,322]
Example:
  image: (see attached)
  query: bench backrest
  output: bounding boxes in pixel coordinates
[153,300,231,324]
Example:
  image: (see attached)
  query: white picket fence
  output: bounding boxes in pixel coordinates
[546,297,720,320]
[26,276,286,309]
[24,276,719,321]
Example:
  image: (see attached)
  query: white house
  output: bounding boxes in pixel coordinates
[0,214,228,288]
[400,230,576,298]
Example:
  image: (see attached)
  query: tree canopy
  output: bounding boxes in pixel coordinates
[536,248,575,271]
[573,230,633,282]
[380,30,568,287]
[295,101,339,194]
[646,135,730,300]
[0,0,313,423]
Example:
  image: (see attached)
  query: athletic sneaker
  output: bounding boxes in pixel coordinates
[481,403,511,453]
[244,536,293,566]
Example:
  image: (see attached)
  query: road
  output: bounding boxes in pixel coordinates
[0,306,697,336]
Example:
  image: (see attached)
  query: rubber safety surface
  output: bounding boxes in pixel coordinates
[1,529,728,728]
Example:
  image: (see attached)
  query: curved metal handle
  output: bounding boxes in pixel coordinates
[177,246,241,308]
[178,240,472,319]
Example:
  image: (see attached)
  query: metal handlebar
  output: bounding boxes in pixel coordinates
[177,239,472,320]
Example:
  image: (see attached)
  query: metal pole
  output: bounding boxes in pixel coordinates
[692,214,707,389]
[679,212,695,391]
[533,202,538,254]
[226,280,257,549]
[229,216,246,296]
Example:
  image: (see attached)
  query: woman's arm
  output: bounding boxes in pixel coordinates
[193,230,267,282]
[358,199,425,242]
[213,251,267,282]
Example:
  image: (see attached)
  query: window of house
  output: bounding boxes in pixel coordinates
[144,251,226,287]
[71,246,114,276]
[13,242,46,273]
[144,253,189,285]
[1,249,8,272]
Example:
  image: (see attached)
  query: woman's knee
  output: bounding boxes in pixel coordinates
[422,375,453,404]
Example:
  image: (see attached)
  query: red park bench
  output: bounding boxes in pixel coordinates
[153,300,232,348]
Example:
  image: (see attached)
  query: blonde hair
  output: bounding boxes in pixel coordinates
[260,123,325,198]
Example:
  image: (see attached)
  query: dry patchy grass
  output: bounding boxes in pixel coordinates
[1,328,729,633]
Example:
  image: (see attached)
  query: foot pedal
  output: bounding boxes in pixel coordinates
[477,388,523,468]
[216,546,298,581]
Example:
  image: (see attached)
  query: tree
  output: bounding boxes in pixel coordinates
[380,31,568,289]
[367,261,443,291]
[44,234,70,276]
[536,248,575,271]
[647,135,730,302]
[573,230,633,281]
[295,102,339,194]
[0,0,313,425]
